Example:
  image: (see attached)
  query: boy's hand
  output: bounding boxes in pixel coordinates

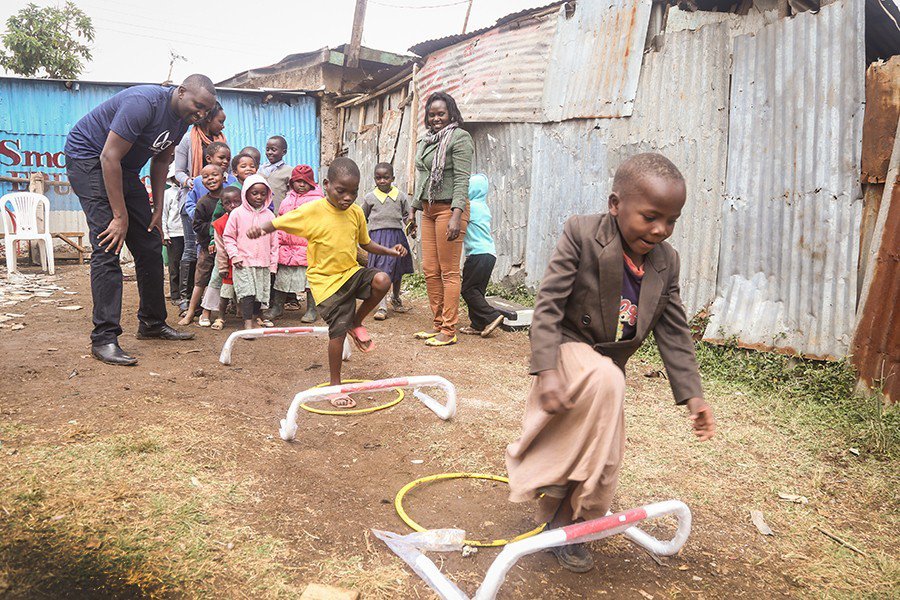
[232,260,243,269]
[686,398,715,441]
[208,244,216,254]
[393,244,408,257]
[537,369,572,414]
[163,237,170,246]
[246,226,264,239]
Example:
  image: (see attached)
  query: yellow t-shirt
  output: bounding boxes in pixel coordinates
[271,198,371,303]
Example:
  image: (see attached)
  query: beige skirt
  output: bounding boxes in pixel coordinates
[505,342,626,521]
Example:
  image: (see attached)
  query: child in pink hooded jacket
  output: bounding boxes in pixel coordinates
[267,165,324,322]
[223,174,279,329]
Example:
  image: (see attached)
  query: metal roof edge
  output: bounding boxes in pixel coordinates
[408,1,568,56]
[0,75,321,96]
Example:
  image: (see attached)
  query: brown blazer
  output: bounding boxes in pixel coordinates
[529,213,702,404]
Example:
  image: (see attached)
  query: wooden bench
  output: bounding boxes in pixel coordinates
[53,231,89,264]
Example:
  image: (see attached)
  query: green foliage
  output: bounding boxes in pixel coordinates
[637,333,899,458]
[485,282,535,307]
[0,2,94,79]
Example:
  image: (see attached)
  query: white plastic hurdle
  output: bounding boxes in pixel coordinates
[375,500,692,600]
[280,376,457,441]
[219,326,352,365]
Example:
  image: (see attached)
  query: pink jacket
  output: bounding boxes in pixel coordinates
[277,185,324,266]
[223,174,278,272]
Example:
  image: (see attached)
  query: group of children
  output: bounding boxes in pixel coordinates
[160,143,717,571]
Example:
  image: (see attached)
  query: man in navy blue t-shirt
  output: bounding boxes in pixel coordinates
[66,74,217,366]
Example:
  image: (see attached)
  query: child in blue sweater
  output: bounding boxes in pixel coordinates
[460,174,516,338]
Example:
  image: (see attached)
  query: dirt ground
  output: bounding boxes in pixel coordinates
[0,264,897,599]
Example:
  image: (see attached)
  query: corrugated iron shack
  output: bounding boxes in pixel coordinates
[336,0,900,387]
[0,77,320,237]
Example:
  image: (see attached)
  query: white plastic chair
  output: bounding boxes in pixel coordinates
[2,192,55,275]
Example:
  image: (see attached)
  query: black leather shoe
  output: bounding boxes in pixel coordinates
[91,343,138,366]
[136,324,195,341]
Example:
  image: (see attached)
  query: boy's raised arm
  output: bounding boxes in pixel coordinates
[529,216,582,375]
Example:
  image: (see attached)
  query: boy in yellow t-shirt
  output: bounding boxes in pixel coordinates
[248,158,407,408]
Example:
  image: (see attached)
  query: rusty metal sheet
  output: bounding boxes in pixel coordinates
[853,126,900,404]
[378,109,403,164]
[415,11,557,124]
[861,55,900,184]
[604,23,731,317]
[705,0,865,359]
[542,0,652,121]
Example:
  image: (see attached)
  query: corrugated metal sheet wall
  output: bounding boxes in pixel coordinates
[603,23,732,317]
[342,0,869,359]
[416,12,556,124]
[469,123,535,282]
[705,0,865,359]
[0,79,319,237]
[525,121,610,280]
[542,0,652,120]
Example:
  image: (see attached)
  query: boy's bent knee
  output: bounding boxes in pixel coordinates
[372,272,391,291]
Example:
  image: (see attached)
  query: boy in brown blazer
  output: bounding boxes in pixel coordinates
[506,153,716,573]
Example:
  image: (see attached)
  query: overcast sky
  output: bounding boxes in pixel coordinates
[0,0,549,84]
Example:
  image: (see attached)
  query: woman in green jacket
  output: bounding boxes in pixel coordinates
[408,91,475,347]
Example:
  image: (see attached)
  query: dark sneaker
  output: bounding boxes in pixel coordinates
[550,543,594,573]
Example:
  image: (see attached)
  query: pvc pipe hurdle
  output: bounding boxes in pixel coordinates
[376,500,691,600]
[219,326,351,365]
[280,376,457,441]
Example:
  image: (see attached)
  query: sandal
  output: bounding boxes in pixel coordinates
[257,318,274,328]
[424,335,457,347]
[373,308,388,321]
[459,326,482,335]
[328,393,357,409]
[413,330,440,340]
[480,315,505,338]
[210,318,225,331]
[348,326,375,352]
[198,316,211,327]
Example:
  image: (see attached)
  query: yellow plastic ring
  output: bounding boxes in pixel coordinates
[395,472,547,547]
[300,379,405,416]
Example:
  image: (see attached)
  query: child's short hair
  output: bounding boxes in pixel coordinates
[204,141,229,159]
[374,162,394,176]
[231,152,256,171]
[327,157,360,181]
[221,186,241,204]
[268,135,287,149]
[612,153,684,195]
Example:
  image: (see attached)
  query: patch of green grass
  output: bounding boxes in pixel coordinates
[402,272,536,307]
[636,335,900,459]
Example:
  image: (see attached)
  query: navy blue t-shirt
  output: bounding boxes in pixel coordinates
[65,85,190,173]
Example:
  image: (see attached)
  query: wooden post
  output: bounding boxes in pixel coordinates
[345,0,368,69]
[462,0,474,34]
[406,64,420,195]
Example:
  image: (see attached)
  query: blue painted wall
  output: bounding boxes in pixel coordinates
[0,77,320,230]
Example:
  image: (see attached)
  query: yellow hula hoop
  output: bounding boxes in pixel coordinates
[394,472,547,547]
[300,379,405,416]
